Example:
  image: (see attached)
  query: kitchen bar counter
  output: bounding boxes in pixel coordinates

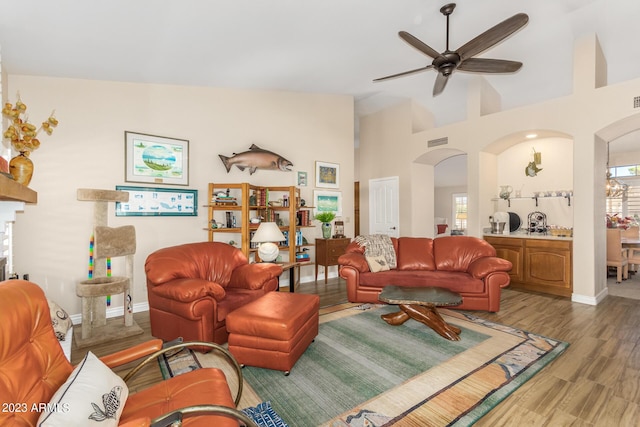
[483,231,572,241]
[485,234,572,297]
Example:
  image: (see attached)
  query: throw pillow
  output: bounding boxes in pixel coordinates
[365,255,390,273]
[242,401,289,427]
[37,351,129,427]
[47,299,73,341]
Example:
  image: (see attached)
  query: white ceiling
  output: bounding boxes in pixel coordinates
[1,0,639,137]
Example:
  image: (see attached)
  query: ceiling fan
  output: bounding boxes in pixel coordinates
[374,3,529,96]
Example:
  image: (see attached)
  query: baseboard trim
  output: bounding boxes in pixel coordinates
[571,288,607,306]
[70,302,149,325]
[69,270,341,324]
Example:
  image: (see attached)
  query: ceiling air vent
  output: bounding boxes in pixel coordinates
[635,96,640,109]
[428,137,448,148]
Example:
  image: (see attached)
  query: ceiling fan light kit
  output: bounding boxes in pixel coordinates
[374,3,529,96]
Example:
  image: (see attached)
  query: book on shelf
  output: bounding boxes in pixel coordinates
[297,210,311,226]
[224,212,237,228]
[254,188,269,206]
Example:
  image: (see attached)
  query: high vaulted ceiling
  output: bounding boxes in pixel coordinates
[0,0,639,135]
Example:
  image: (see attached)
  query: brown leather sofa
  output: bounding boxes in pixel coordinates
[145,241,282,344]
[338,236,513,312]
[0,279,257,427]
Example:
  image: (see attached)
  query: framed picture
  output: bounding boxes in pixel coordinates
[115,186,197,216]
[297,171,308,187]
[315,161,339,188]
[314,190,342,216]
[125,131,189,186]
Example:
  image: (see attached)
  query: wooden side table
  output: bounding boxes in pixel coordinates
[277,261,308,292]
[315,237,350,284]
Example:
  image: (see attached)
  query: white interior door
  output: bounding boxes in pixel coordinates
[369,176,400,237]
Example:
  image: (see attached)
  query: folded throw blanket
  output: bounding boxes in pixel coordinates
[354,234,397,269]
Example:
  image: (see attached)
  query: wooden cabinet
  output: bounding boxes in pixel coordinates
[485,236,572,297]
[524,239,572,295]
[485,237,525,283]
[315,238,350,284]
[205,183,314,264]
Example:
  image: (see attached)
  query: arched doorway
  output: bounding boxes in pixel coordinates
[412,148,467,237]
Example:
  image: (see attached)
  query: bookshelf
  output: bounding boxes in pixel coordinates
[205,183,315,264]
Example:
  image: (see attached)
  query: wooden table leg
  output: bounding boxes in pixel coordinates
[381,310,410,326]
[399,304,461,341]
[289,267,295,293]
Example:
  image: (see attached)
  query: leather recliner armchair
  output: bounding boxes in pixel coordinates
[145,241,282,344]
[0,279,257,426]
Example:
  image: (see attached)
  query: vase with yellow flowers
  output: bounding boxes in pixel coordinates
[2,93,59,186]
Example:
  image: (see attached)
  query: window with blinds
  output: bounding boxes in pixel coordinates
[452,193,468,230]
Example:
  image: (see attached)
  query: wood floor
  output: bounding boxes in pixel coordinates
[72,278,640,426]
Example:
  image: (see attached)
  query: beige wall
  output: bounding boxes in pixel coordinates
[494,137,574,229]
[6,75,354,316]
[358,34,640,305]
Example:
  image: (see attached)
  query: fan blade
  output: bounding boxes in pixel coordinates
[458,58,522,73]
[373,65,434,82]
[457,13,529,61]
[399,31,441,59]
[433,73,449,96]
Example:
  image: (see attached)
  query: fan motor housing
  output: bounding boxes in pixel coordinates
[434,52,461,75]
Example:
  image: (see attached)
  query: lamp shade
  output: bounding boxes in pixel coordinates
[251,222,286,243]
[251,222,286,263]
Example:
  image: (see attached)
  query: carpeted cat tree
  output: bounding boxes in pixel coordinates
[74,188,143,347]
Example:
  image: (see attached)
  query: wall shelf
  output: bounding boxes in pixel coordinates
[0,175,37,231]
[0,175,37,203]
[493,195,571,207]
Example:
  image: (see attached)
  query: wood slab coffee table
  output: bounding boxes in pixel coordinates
[378,285,463,341]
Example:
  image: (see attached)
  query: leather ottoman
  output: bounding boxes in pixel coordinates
[226,292,319,375]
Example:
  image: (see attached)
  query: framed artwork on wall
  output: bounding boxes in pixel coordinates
[115,186,197,216]
[314,190,342,216]
[125,131,189,186]
[315,161,339,188]
[297,171,308,186]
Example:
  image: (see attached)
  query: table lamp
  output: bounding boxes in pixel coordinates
[251,222,286,262]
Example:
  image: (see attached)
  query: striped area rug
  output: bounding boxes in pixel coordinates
[168,304,568,426]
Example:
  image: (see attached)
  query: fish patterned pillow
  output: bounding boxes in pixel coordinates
[37,351,129,427]
[47,299,73,341]
[365,255,390,273]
